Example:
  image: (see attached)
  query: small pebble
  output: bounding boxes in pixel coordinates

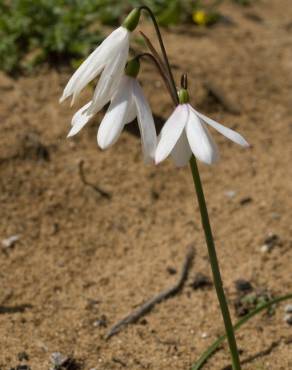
[224,190,236,198]
[191,273,212,290]
[264,233,281,247]
[151,190,160,200]
[260,244,272,253]
[93,315,107,328]
[50,352,68,367]
[2,235,20,249]
[17,352,29,362]
[284,314,292,326]
[201,332,208,339]
[240,196,253,205]
[167,267,177,275]
[139,318,148,325]
[260,233,281,253]
[284,304,292,314]
[235,279,253,293]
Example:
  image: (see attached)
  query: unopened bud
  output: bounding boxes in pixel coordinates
[122,8,141,32]
[178,89,190,104]
[125,58,140,78]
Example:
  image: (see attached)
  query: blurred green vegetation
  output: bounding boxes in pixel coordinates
[0,0,254,74]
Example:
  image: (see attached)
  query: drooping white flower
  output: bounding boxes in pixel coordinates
[155,89,249,166]
[59,9,141,113]
[67,60,157,162]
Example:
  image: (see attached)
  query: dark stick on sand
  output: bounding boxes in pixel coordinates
[105,244,195,340]
[78,160,111,199]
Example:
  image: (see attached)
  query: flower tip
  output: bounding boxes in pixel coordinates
[67,124,81,138]
[201,152,220,166]
[67,129,75,138]
[97,137,106,151]
[70,97,75,107]
[237,135,250,148]
[154,156,162,166]
[86,102,96,115]
[243,140,250,148]
[143,154,155,165]
[59,95,66,104]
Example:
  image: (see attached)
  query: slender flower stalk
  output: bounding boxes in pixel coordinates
[139,6,179,105]
[139,12,244,363]
[163,94,245,370]
[138,53,176,106]
[190,155,242,370]
[159,92,243,367]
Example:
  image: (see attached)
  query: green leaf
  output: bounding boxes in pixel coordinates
[191,293,292,370]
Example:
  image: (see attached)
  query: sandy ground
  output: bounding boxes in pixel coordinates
[0,1,292,369]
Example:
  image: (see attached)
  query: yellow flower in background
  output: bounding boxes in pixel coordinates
[192,10,208,26]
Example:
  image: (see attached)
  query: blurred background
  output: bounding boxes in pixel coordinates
[0,0,251,75]
[1,1,292,370]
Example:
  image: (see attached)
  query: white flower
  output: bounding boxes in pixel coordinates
[155,103,249,166]
[60,26,130,112]
[68,75,157,162]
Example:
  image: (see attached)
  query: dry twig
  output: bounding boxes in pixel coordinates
[105,244,195,340]
[78,160,111,199]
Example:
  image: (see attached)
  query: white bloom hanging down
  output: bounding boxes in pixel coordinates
[68,75,157,163]
[59,8,141,113]
[59,9,157,161]
[60,26,130,110]
[155,90,249,167]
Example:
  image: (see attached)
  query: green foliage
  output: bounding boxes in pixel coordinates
[192,293,292,370]
[0,0,255,74]
[0,0,103,74]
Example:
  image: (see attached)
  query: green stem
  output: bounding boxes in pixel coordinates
[139,6,241,368]
[139,5,179,105]
[137,53,175,102]
[192,293,292,369]
[190,155,241,370]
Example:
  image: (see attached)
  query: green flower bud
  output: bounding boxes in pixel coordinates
[122,8,141,32]
[178,89,190,104]
[125,58,140,78]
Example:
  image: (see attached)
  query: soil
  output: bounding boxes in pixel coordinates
[0,1,292,369]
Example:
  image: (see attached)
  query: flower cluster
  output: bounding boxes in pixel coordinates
[60,8,249,167]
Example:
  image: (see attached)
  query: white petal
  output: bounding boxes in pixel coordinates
[171,131,192,167]
[132,79,157,162]
[60,27,129,104]
[155,105,189,164]
[124,95,137,124]
[192,108,249,147]
[61,62,104,106]
[186,109,219,165]
[70,101,91,127]
[97,77,132,149]
[87,38,129,115]
[67,101,94,137]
